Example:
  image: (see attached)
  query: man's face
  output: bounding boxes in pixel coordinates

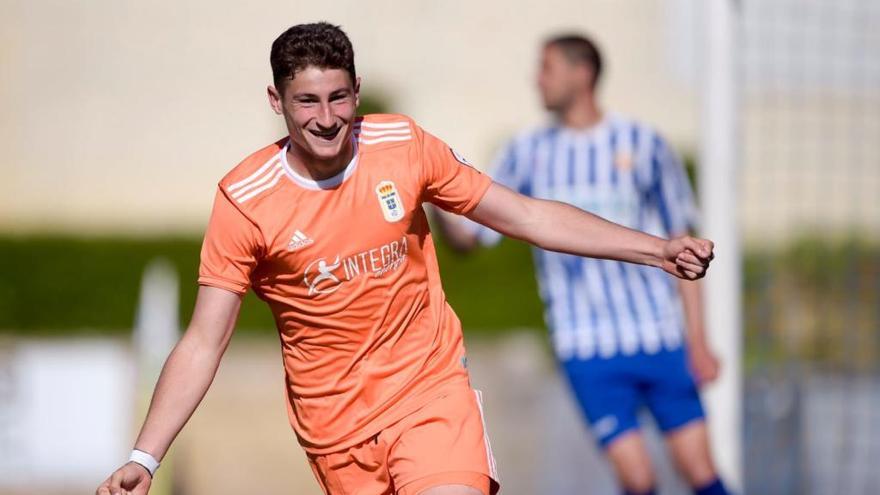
[537,45,590,113]
[269,67,359,162]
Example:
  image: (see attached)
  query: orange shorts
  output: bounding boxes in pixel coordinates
[307,386,500,495]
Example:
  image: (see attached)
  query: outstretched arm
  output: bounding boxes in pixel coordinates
[96,286,243,495]
[466,182,714,279]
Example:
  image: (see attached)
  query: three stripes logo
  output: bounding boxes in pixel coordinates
[287,230,314,251]
[227,157,285,204]
[354,120,412,145]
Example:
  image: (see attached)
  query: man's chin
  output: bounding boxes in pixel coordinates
[302,135,345,158]
[543,102,561,112]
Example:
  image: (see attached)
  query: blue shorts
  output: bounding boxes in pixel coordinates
[561,348,705,449]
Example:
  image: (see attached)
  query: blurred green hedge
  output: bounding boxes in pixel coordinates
[743,236,880,371]
[3,233,878,371]
[0,234,545,336]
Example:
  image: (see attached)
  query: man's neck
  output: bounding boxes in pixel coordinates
[286,138,355,182]
[559,93,602,130]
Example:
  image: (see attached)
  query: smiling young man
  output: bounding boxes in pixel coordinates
[96,23,714,495]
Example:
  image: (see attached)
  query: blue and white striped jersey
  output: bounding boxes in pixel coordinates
[473,113,698,361]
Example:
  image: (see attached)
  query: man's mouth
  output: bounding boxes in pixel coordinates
[308,127,343,141]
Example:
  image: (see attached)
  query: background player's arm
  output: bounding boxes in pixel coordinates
[467,182,714,280]
[96,285,242,495]
[432,207,479,252]
[678,278,720,384]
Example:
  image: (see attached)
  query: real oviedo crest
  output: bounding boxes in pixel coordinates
[375,180,405,223]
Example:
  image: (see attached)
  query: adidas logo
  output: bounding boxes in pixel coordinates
[287,230,314,251]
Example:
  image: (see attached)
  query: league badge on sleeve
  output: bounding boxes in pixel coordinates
[450,148,475,168]
[376,180,405,223]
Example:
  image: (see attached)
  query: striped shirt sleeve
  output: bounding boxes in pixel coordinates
[650,134,699,236]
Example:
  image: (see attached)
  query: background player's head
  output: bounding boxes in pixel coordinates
[267,22,360,164]
[538,34,603,114]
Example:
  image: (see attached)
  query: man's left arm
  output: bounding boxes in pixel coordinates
[678,278,720,385]
[647,133,720,385]
[466,182,714,280]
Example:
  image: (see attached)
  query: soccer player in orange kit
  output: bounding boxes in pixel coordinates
[96,22,714,495]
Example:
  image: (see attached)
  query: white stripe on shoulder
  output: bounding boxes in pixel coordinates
[354,121,410,130]
[353,120,412,144]
[228,157,281,192]
[235,166,286,204]
[356,134,412,145]
[229,160,282,199]
[355,128,411,137]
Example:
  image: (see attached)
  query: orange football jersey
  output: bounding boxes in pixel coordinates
[198,114,492,454]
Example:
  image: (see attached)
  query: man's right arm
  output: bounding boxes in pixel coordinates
[96,285,243,495]
[431,207,480,253]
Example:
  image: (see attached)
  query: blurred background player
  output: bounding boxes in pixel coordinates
[436,34,729,495]
[94,23,714,495]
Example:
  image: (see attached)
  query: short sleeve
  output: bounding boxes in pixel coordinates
[650,135,699,236]
[419,128,493,215]
[198,188,264,294]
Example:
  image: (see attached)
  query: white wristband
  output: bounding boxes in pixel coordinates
[128,449,160,477]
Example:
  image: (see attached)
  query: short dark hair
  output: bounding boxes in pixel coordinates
[545,34,603,88]
[270,22,356,90]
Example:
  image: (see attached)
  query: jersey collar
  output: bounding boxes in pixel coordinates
[556,112,616,137]
[280,137,360,191]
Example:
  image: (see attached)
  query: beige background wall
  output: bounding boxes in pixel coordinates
[0,0,698,234]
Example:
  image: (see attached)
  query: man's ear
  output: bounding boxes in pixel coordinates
[267,85,283,115]
[354,76,361,108]
[583,66,597,92]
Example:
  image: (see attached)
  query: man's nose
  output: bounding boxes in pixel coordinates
[315,103,335,128]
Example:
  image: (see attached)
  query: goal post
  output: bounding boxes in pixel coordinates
[699,0,744,491]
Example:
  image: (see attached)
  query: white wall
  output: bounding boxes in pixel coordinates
[0,0,698,234]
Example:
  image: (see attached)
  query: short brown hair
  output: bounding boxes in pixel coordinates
[270,22,356,90]
[546,34,603,88]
